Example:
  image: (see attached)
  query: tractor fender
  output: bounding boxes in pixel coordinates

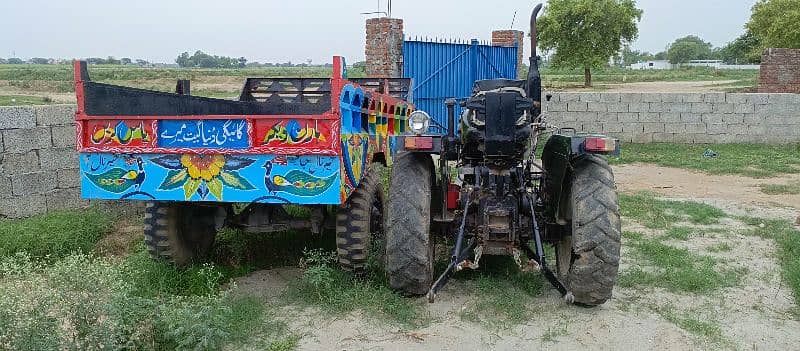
[540,134,619,222]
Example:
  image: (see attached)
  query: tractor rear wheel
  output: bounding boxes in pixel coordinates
[556,154,621,306]
[336,164,387,274]
[386,153,435,295]
[143,202,223,266]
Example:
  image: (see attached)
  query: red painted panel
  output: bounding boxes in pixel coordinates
[254,118,338,153]
[84,120,157,148]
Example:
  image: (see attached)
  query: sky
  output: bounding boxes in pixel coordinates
[0,0,758,64]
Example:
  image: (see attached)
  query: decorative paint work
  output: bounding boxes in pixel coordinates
[80,153,341,204]
[340,134,369,192]
[158,119,249,149]
[88,120,155,147]
[253,118,337,151]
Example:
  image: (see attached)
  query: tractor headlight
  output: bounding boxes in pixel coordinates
[408,110,430,135]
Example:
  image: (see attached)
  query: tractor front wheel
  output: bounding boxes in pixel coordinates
[386,153,435,295]
[144,202,223,266]
[556,154,621,306]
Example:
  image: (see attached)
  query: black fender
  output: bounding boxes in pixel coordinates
[540,133,620,222]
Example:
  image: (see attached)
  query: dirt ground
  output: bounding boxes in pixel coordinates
[233,163,800,351]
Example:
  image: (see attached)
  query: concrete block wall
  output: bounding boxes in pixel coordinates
[0,105,85,218]
[759,48,800,94]
[544,92,800,144]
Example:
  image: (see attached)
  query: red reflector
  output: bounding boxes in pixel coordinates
[584,137,616,152]
[447,184,461,210]
[405,137,434,150]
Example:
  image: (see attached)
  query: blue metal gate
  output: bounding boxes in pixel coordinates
[403,39,518,134]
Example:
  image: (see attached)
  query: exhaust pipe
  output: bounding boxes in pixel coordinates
[527,3,543,118]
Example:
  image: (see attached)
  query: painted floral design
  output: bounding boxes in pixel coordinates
[151,154,256,200]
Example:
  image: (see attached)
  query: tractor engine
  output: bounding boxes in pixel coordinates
[457,79,534,255]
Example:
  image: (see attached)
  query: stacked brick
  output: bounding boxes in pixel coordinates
[759,48,800,93]
[365,17,404,78]
[544,92,800,144]
[491,30,525,79]
[0,105,83,218]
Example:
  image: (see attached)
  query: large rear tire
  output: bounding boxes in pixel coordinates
[555,154,621,306]
[336,164,387,274]
[386,153,435,295]
[143,202,222,267]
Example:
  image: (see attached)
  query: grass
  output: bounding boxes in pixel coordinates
[653,304,726,345]
[457,256,546,327]
[619,192,727,229]
[0,208,112,259]
[610,143,800,178]
[0,94,55,105]
[707,242,734,253]
[619,231,744,293]
[760,182,800,195]
[739,217,800,311]
[282,249,426,328]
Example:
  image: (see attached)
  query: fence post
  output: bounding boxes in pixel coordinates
[470,39,479,85]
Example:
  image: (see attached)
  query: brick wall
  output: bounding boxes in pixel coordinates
[545,92,800,143]
[0,105,83,218]
[365,17,404,78]
[759,48,800,93]
[491,30,525,79]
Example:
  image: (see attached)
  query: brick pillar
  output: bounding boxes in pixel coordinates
[492,30,525,79]
[758,48,800,93]
[365,17,404,78]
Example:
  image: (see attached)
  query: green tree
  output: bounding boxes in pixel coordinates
[747,0,800,49]
[718,31,762,64]
[538,0,642,87]
[666,35,713,64]
[620,47,655,66]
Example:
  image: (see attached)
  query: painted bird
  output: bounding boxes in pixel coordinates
[85,157,146,193]
[262,160,335,197]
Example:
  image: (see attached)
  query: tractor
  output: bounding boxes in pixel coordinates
[385,3,621,305]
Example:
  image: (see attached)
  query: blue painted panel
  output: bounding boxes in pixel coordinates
[80,153,341,204]
[158,119,249,149]
[403,39,518,134]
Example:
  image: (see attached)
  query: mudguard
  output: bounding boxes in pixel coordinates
[540,133,620,221]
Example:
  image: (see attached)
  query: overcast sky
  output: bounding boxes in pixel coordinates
[0,0,758,64]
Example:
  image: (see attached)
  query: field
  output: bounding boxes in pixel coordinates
[1,143,799,350]
[0,64,759,106]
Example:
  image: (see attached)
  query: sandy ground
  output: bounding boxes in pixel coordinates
[231,163,800,351]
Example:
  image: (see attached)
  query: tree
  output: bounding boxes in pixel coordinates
[7,58,24,64]
[620,47,654,66]
[29,57,49,64]
[175,50,245,68]
[747,0,800,49]
[666,35,713,64]
[538,0,642,87]
[120,57,132,65]
[718,31,762,64]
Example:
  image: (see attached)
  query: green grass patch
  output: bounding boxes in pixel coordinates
[283,249,426,328]
[759,182,800,195]
[458,256,546,327]
[0,208,112,259]
[620,192,727,229]
[0,94,55,105]
[610,143,800,178]
[619,232,744,293]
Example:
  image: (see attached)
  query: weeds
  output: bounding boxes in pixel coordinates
[0,208,112,259]
[283,249,425,328]
[739,217,800,309]
[653,303,726,345]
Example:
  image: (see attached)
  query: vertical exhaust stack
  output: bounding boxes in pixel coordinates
[527,3,544,118]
